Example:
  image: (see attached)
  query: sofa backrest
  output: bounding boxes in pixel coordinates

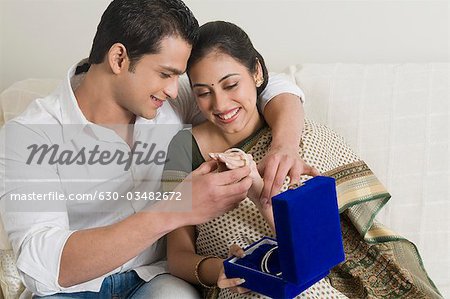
[287,63,449,296]
[0,79,61,127]
[288,63,448,224]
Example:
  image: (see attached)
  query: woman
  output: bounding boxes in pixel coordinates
[163,21,442,299]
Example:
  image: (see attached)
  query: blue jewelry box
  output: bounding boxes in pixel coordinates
[223,176,345,299]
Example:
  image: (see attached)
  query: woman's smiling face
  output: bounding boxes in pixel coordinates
[189,51,262,135]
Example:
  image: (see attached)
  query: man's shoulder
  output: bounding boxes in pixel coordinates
[3,87,65,143]
[12,94,62,126]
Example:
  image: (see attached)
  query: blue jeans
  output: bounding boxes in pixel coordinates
[33,272,200,299]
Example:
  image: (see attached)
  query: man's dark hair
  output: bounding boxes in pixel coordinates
[88,0,198,71]
[187,21,269,96]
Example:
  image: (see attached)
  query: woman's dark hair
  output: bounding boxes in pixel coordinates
[88,0,198,71]
[187,21,269,96]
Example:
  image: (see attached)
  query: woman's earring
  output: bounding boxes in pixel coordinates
[256,77,264,87]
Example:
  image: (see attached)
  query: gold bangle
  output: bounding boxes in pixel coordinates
[194,255,220,289]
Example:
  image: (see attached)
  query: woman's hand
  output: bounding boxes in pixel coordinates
[209,149,275,231]
[258,145,320,202]
[217,244,250,294]
[209,149,263,204]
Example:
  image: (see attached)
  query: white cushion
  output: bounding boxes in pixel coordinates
[0,250,24,299]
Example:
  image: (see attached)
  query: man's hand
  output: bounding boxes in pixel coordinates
[258,145,320,202]
[209,149,263,202]
[259,92,320,203]
[185,160,252,225]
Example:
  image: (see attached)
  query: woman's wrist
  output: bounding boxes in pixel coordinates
[195,255,224,288]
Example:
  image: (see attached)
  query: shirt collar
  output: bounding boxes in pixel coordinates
[60,59,91,142]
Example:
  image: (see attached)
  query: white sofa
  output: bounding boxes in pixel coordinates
[0,63,448,298]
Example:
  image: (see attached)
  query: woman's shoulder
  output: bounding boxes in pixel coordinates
[172,127,194,143]
[167,128,205,170]
[166,128,195,158]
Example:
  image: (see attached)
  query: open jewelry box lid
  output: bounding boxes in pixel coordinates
[272,176,345,285]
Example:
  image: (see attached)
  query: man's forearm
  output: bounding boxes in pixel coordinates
[59,210,184,287]
[59,159,253,288]
[263,93,304,149]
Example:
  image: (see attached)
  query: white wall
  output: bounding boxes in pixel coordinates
[0,0,448,91]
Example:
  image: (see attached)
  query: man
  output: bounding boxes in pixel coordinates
[0,0,311,297]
